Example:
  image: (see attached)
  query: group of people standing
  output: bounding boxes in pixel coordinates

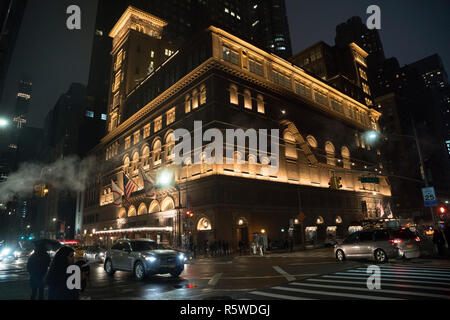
[191,240,231,258]
[26,243,89,300]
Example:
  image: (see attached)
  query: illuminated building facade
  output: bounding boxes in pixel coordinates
[81,7,388,249]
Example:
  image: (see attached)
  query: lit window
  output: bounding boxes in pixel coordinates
[229,84,238,105]
[154,116,162,132]
[143,124,151,139]
[125,137,131,150]
[166,108,176,125]
[85,111,94,118]
[225,8,229,13]
[249,57,263,76]
[95,30,103,36]
[257,95,265,114]
[150,50,155,58]
[134,131,140,144]
[101,114,107,121]
[252,20,259,27]
[244,89,252,110]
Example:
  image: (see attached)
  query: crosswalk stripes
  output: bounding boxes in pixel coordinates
[243,264,450,300]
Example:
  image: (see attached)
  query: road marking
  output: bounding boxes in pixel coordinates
[208,273,223,286]
[343,270,450,279]
[198,274,317,280]
[273,266,296,282]
[307,278,450,292]
[375,267,450,275]
[249,290,315,300]
[273,285,402,300]
[290,282,450,299]
[322,275,450,285]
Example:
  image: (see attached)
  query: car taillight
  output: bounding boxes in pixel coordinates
[390,239,403,244]
[415,237,421,242]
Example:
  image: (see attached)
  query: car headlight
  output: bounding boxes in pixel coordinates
[0,248,11,257]
[14,251,20,257]
[178,253,186,262]
[145,256,157,263]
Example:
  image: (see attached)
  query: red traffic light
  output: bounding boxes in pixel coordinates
[186,210,194,217]
[439,207,446,214]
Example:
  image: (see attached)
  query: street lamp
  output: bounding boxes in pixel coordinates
[0,118,9,128]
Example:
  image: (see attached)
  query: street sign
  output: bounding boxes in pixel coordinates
[422,187,437,207]
[359,177,380,184]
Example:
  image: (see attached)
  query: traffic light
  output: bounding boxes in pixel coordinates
[439,206,446,214]
[328,176,343,190]
[281,227,285,233]
[186,210,194,218]
[337,177,343,189]
[34,184,49,198]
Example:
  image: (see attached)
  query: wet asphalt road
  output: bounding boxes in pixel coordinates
[1,248,449,300]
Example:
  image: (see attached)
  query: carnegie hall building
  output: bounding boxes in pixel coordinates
[79,6,390,249]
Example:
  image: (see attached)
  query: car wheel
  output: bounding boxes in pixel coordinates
[374,249,388,263]
[105,259,115,276]
[336,249,346,261]
[134,261,146,281]
[170,269,183,278]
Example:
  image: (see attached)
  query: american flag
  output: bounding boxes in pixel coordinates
[123,173,138,201]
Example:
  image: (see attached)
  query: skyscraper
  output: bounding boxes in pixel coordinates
[335,16,385,68]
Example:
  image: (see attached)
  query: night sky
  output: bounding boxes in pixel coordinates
[1,0,449,128]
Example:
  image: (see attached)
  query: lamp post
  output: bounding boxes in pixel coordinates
[157,169,183,249]
[365,118,448,246]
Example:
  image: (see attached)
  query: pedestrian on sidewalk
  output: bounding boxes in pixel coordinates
[27,242,51,300]
[45,246,79,300]
[433,229,445,257]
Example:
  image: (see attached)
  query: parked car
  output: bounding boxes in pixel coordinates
[104,239,186,281]
[334,228,421,263]
[84,245,107,262]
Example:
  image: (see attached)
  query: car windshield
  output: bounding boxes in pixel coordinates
[131,241,160,251]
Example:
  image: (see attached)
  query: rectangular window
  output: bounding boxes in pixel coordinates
[112,92,120,109]
[154,116,162,132]
[223,46,240,66]
[114,71,121,92]
[125,137,131,150]
[166,107,176,125]
[359,68,368,81]
[331,99,343,113]
[143,124,151,139]
[150,50,155,58]
[314,91,329,107]
[101,114,107,121]
[85,110,94,118]
[272,69,291,88]
[294,81,312,99]
[362,82,371,95]
[115,50,123,70]
[249,58,263,76]
[133,131,140,145]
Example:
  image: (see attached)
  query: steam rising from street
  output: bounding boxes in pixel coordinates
[0,156,98,203]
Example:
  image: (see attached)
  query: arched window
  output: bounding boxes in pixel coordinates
[306,135,318,148]
[137,203,147,216]
[185,94,191,113]
[229,84,238,105]
[123,156,131,174]
[132,151,140,173]
[257,94,265,113]
[118,208,127,219]
[142,146,150,167]
[192,89,199,109]
[283,131,297,160]
[244,89,252,109]
[152,139,162,167]
[335,216,343,224]
[316,216,324,225]
[128,206,137,217]
[341,146,351,169]
[325,141,336,166]
[200,85,207,105]
[197,217,212,231]
[161,197,175,212]
[165,132,175,161]
[149,200,160,214]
